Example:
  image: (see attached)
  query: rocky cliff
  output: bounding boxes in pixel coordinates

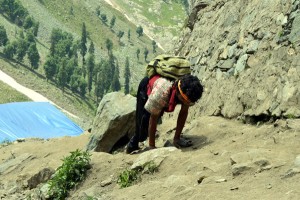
[175,0,300,121]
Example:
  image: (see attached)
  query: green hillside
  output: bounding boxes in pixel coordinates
[0,0,166,129]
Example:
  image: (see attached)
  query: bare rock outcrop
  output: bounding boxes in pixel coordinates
[86,92,136,153]
[175,0,300,120]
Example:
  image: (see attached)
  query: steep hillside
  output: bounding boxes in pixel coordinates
[106,0,189,52]
[0,0,162,128]
[174,0,300,121]
[1,1,300,200]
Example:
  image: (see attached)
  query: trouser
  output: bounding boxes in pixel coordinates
[128,77,150,147]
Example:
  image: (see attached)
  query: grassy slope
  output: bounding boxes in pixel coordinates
[0,81,31,104]
[115,0,187,39]
[0,0,163,129]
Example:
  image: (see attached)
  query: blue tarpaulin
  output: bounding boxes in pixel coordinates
[0,102,84,143]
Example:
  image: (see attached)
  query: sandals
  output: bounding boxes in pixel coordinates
[173,137,193,148]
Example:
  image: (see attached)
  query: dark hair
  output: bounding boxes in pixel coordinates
[177,75,203,103]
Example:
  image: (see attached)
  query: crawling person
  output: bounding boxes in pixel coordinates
[126,74,203,154]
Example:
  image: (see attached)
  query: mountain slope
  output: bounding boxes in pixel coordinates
[0,0,164,128]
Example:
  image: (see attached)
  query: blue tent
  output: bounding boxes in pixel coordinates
[0,102,84,143]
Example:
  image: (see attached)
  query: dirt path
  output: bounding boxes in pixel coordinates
[0,69,78,118]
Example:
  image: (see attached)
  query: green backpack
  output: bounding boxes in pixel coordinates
[146,54,191,80]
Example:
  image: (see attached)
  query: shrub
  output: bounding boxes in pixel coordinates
[117,161,158,188]
[47,149,91,199]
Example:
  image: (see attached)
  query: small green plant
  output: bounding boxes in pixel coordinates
[47,149,91,200]
[286,114,296,119]
[117,168,141,188]
[117,161,158,188]
[142,161,159,174]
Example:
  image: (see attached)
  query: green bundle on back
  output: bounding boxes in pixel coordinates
[146,54,191,80]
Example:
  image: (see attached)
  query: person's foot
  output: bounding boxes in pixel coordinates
[173,138,193,148]
[126,144,140,154]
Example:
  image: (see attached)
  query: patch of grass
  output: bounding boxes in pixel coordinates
[47,149,91,200]
[286,114,296,119]
[117,161,158,188]
[0,81,31,104]
[117,168,141,188]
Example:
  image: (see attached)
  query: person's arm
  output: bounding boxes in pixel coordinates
[148,114,159,148]
[174,104,189,141]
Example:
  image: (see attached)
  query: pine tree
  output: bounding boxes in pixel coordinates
[27,43,40,69]
[0,25,8,46]
[117,31,124,43]
[110,15,116,29]
[44,56,58,81]
[144,48,149,62]
[79,76,87,97]
[111,64,121,91]
[57,58,68,92]
[87,54,95,93]
[127,29,131,41]
[136,26,143,37]
[136,48,140,60]
[124,57,131,94]
[152,40,157,53]
[80,22,87,64]
[94,72,104,102]
[105,38,113,55]
[16,38,28,62]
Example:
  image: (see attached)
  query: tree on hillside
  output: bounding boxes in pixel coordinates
[3,42,16,59]
[23,16,35,30]
[124,57,131,94]
[144,48,149,62]
[105,38,113,55]
[110,15,116,29]
[57,58,68,92]
[111,64,121,91]
[117,31,124,43]
[127,29,131,41]
[27,43,40,69]
[152,40,157,53]
[79,76,87,97]
[94,72,104,103]
[100,59,112,92]
[136,48,140,60]
[66,57,77,84]
[70,74,80,92]
[69,6,74,15]
[0,25,8,46]
[44,56,58,81]
[136,26,143,37]
[87,54,95,93]
[80,22,87,64]
[50,28,64,56]
[30,20,40,37]
[25,31,35,44]
[0,0,28,26]
[16,38,28,62]
[96,6,101,16]
[100,14,108,24]
[88,41,95,54]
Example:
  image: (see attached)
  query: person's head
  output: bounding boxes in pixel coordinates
[176,75,203,106]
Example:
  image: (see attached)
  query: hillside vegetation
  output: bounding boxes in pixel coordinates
[0,0,186,128]
[107,0,189,51]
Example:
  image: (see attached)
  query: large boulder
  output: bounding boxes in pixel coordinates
[86,92,136,153]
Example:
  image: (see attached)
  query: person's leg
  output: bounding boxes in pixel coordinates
[127,77,149,153]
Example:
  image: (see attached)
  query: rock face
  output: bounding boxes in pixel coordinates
[175,0,300,120]
[86,92,136,153]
